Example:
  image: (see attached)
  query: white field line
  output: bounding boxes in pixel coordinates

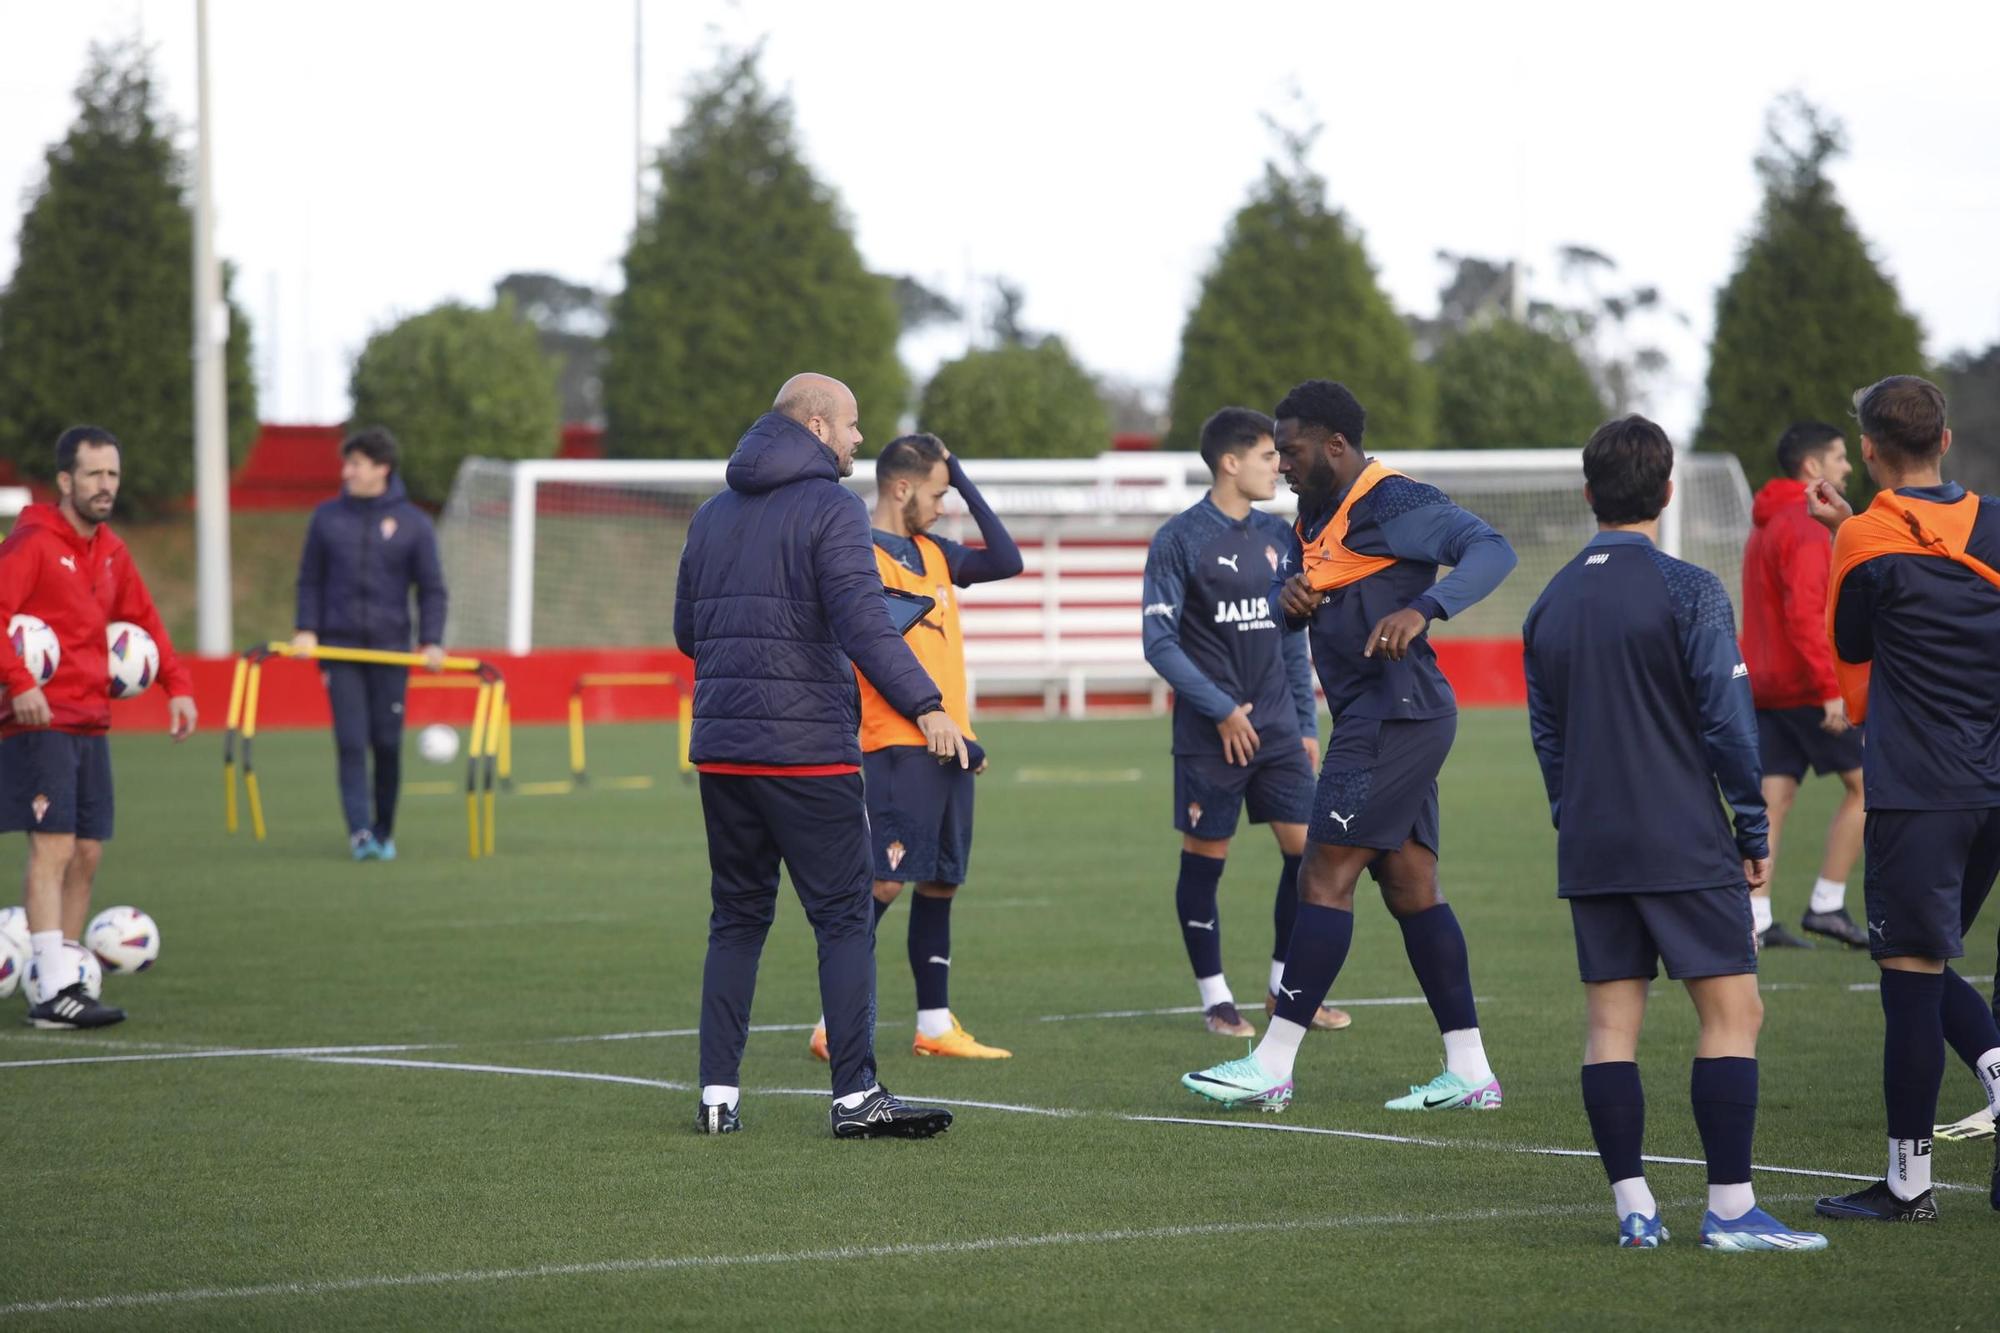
[0,1043,445,1071]
[0,1198,1737,1319]
[1037,997,1444,1022]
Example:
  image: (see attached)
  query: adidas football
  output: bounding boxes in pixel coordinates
[85,906,159,973]
[8,614,58,684]
[106,621,159,699]
[417,723,460,764]
[0,904,27,956]
[24,942,102,1004]
[0,933,23,1000]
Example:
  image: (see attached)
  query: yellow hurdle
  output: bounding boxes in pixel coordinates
[568,671,692,788]
[242,659,267,842]
[465,682,492,860]
[222,656,248,834]
[481,679,505,857]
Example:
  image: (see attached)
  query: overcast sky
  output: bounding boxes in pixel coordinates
[4,0,1997,440]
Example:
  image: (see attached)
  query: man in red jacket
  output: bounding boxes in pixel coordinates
[0,427,197,1029]
[1739,421,1868,950]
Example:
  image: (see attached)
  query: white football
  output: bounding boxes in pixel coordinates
[0,934,23,1000]
[85,906,159,973]
[8,614,58,685]
[25,942,101,1004]
[0,904,27,957]
[417,723,460,764]
[106,621,159,699]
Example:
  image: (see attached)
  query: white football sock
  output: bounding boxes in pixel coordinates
[1707,1181,1756,1221]
[700,1084,739,1110]
[916,1008,953,1039]
[29,930,73,996]
[1808,878,1846,913]
[1611,1176,1657,1221]
[1973,1046,2000,1113]
[1196,973,1234,1009]
[1253,1017,1307,1082]
[1887,1136,1932,1200]
[1750,894,1773,933]
[1442,1028,1494,1086]
[833,1084,878,1111]
[1268,958,1285,996]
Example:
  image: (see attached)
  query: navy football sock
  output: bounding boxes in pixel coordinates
[1940,966,2000,1072]
[1397,903,1479,1033]
[907,892,953,1011]
[1175,851,1227,981]
[1271,854,1301,966]
[1272,903,1353,1026]
[1879,969,1947,1141]
[1690,1056,1758,1186]
[1581,1061,1646,1185]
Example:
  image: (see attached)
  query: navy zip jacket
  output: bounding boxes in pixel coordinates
[674,413,943,769]
[1523,531,1767,897]
[294,473,446,650]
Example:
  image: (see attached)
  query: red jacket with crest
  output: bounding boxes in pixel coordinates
[1740,478,1841,710]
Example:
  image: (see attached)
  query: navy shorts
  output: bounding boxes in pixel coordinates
[1863,807,2000,961]
[1568,886,1758,982]
[1173,738,1314,839]
[0,731,114,841]
[1757,707,1864,780]
[1308,715,1454,854]
[863,744,975,884]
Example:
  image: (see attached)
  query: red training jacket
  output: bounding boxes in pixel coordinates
[1739,477,1841,711]
[0,503,193,735]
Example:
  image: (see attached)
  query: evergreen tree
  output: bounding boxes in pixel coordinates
[1696,94,1925,486]
[347,301,560,505]
[1165,120,1433,451]
[0,42,257,512]
[1432,321,1604,447]
[604,47,905,457]
[919,338,1109,459]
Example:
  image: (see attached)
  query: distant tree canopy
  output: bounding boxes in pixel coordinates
[919,285,1109,458]
[604,47,905,457]
[1696,94,1925,487]
[1432,321,1604,448]
[0,41,257,513]
[1942,342,2000,494]
[1166,119,1433,451]
[496,271,608,426]
[347,301,559,504]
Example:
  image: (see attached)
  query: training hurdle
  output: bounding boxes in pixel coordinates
[223,644,509,859]
[567,672,692,789]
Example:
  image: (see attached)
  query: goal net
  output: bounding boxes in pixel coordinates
[439,450,1752,676]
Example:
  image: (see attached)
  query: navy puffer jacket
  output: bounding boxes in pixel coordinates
[674,413,942,768]
[295,473,447,650]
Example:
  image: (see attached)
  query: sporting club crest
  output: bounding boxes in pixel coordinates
[885,840,906,871]
[380,516,399,541]
[1186,802,1203,828]
[31,794,49,825]
[1265,545,1279,572]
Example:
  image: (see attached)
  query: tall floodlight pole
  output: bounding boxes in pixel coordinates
[192,0,232,654]
[634,0,644,230]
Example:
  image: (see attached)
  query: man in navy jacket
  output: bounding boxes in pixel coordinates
[675,372,966,1139]
[293,428,446,862]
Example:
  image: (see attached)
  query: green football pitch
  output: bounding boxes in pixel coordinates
[2,711,1994,1329]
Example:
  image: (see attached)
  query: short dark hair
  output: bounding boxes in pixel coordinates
[1582,415,1675,525]
[876,432,947,488]
[1852,375,1947,465]
[341,426,399,472]
[55,426,120,474]
[1272,380,1365,448]
[1775,421,1844,479]
[1197,407,1275,475]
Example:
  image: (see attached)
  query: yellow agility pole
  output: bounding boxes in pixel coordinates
[465,681,492,860]
[481,677,505,857]
[242,657,267,842]
[497,699,513,790]
[264,642,486,673]
[222,654,248,834]
[568,672,689,788]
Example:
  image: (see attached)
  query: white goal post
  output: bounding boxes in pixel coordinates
[439,450,1751,709]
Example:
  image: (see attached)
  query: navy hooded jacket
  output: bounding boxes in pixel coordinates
[674,413,943,769]
[294,473,447,650]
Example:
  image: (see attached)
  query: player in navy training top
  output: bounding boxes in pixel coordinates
[1142,408,1349,1038]
[1181,380,1515,1116]
[1524,416,1826,1252]
[1804,377,2000,1223]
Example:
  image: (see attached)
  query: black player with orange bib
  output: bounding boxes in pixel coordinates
[807,433,1024,1062]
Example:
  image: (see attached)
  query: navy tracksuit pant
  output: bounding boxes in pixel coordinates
[324,661,408,840]
[697,771,878,1099]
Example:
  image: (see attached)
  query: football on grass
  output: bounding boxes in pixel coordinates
[86,906,160,973]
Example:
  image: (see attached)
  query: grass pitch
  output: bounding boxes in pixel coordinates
[2,711,1994,1329]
